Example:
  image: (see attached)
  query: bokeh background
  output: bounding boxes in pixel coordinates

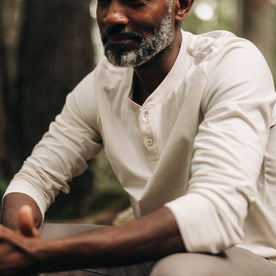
[0,0,275,225]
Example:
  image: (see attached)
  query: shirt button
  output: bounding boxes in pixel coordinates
[145,138,153,146]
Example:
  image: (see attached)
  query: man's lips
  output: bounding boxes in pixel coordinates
[101,27,143,50]
[105,36,139,49]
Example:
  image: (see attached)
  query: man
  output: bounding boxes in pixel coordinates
[1,0,276,275]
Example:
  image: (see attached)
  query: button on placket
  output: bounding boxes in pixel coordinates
[145,138,153,147]
[141,109,153,148]
[139,106,159,162]
[143,111,152,147]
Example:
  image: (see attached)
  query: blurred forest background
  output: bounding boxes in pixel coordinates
[0,0,275,225]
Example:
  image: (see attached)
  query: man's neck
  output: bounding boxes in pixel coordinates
[132,30,182,106]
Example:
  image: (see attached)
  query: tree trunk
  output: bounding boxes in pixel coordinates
[0,0,8,177]
[16,0,94,159]
[15,0,96,219]
[0,0,19,180]
[241,0,276,78]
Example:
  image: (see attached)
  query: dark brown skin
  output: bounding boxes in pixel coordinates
[1,193,42,231]
[0,0,194,274]
[0,199,184,275]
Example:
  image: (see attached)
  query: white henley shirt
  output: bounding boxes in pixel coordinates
[5,30,276,259]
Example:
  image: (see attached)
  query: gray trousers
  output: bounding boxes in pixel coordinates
[39,223,276,276]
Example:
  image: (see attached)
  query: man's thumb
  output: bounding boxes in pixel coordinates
[17,205,40,238]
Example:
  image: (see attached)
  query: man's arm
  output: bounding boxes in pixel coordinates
[39,207,185,269]
[0,207,185,275]
[1,193,42,230]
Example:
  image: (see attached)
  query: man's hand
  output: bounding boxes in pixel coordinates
[0,206,41,275]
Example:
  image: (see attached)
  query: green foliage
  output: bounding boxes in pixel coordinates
[183,0,239,34]
[0,178,8,199]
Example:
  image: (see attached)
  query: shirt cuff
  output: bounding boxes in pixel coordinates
[165,193,237,254]
[3,179,47,220]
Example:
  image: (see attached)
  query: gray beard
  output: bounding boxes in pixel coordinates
[102,10,175,67]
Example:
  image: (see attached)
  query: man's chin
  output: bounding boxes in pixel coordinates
[104,50,137,67]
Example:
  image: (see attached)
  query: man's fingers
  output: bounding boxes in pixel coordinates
[31,227,40,238]
[17,205,40,238]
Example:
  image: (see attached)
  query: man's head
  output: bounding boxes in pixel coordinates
[97,0,194,67]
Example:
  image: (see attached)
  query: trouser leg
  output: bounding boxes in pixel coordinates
[38,223,154,276]
[149,246,276,276]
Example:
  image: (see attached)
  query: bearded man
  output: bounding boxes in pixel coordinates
[1,0,276,275]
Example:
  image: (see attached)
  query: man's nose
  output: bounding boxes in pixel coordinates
[102,2,129,26]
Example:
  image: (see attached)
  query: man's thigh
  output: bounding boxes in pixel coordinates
[150,246,276,276]
[39,223,106,239]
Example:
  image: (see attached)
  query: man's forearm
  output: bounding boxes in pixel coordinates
[31,207,185,273]
[1,192,43,230]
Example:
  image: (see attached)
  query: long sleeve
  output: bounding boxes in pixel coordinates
[166,37,276,253]
[4,72,103,216]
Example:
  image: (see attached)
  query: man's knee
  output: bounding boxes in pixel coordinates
[149,252,223,276]
[149,247,276,276]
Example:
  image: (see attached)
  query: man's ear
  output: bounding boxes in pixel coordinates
[175,0,194,21]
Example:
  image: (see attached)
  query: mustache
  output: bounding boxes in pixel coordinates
[101,25,143,44]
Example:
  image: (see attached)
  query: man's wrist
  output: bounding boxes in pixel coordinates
[27,238,65,274]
